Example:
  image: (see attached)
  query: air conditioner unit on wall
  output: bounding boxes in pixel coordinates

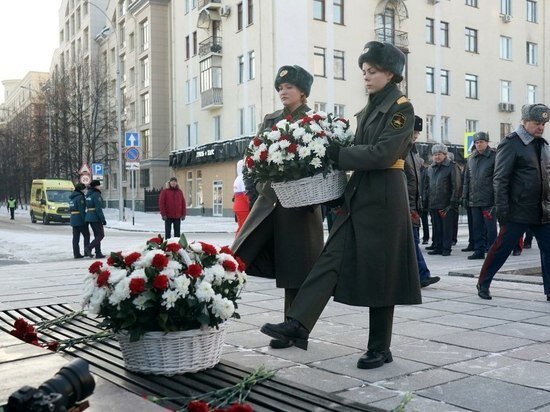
[501,14,512,23]
[427,0,440,4]
[220,5,231,17]
[498,102,515,112]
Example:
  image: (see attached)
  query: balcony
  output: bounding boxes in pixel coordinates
[201,88,223,110]
[374,28,409,49]
[198,0,221,10]
[199,36,223,57]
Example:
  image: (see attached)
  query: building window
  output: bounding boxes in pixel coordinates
[313,0,325,20]
[425,18,434,44]
[465,74,478,99]
[237,2,243,30]
[247,105,256,134]
[129,32,135,51]
[527,42,538,65]
[527,84,536,104]
[441,116,450,142]
[247,0,254,25]
[314,102,326,112]
[248,51,255,80]
[239,108,245,135]
[500,80,511,103]
[141,57,149,87]
[142,129,150,159]
[465,0,478,6]
[527,0,537,22]
[186,171,193,207]
[185,77,198,103]
[140,169,150,188]
[465,119,478,133]
[187,122,198,146]
[426,67,435,93]
[440,21,449,47]
[185,0,190,14]
[200,57,222,93]
[500,0,511,15]
[500,123,512,138]
[192,31,197,56]
[213,116,221,141]
[333,104,345,117]
[426,115,434,141]
[213,180,223,216]
[334,0,344,25]
[128,101,135,120]
[196,170,203,209]
[333,50,345,80]
[500,36,512,60]
[314,46,326,77]
[185,35,190,59]
[465,27,478,53]
[441,69,450,95]
[237,55,244,83]
[141,93,150,123]
[140,19,149,51]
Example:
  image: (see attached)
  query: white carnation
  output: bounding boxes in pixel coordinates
[108,268,127,285]
[203,264,225,285]
[275,119,288,129]
[195,281,215,302]
[211,295,235,320]
[292,127,305,138]
[88,288,107,314]
[162,289,180,309]
[302,133,314,144]
[269,151,285,165]
[173,276,191,297]
[278,139,291,149]
[108,277,130,305]
[310,157,323,168]
[133,294,150,310]
[267,130,281,141]
[189,242,203,253]
[298,146,312,159]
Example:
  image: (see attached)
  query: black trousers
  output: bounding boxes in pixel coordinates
[9,208,15,219]
[165,218,181,239]
[88,222,105,254]
[72,224,90,257]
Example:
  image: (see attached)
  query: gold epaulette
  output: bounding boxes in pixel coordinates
[388,159,405,170]
[396,96,408,105]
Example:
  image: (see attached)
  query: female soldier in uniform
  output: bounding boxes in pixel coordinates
[232,65,324,349]
[261,42,422,369]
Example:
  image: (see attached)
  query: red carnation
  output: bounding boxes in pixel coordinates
[279,135,289,142]
[96,270,110,287]
[245,156,254,168]
[285,115,293,121]
[287,143,298,153]
[222,260,237,272]
[227,403,254,412]
[235,256,246,272]
[88,261,103,274]
[129,277,146,295]
[106,256,116,266]
[152,274,169,291]
[46,341,59,352]
[148,236,163,244]
[187,400,210,412]
[185,263,203,278]
[151,253,169,269]
[165,243,182,253]
[220,246,233,255]
[312,114,323,121]
[259,150,268,161]
[252,137,262,146]
[124,252,142,266]
[271,125,278,131]
[200,242,217,255]
[14,318,30,335]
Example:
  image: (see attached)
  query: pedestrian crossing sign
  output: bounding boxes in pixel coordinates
[464,132,476,158]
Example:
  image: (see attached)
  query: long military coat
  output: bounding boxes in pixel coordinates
[327,84,422,307]
[231,105,324,289]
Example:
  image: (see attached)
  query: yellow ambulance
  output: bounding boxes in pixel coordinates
[30,179,74,224]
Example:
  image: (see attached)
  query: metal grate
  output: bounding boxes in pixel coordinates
[0,305,380,412]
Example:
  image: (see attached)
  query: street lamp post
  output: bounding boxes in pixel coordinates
[89,0,124,221]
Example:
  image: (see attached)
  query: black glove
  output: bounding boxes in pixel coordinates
[161,215,166,221]
[495,206,509,224]
[450,201,459,213]
[461,197,469,208]
[326,145,341,168]
[323,195,344,209]
[102,220,107,226]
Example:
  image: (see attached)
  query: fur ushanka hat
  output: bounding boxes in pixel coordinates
[358,41,405,82]
[274,65,314,97]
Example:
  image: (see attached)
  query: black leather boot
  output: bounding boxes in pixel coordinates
[261,318,309,350]
[477,284,492,300]
[357,350,393,369]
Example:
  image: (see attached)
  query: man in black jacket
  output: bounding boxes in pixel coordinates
[477,104,550,301]
[462,132,497,260]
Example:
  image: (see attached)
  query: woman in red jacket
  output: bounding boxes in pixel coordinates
[158,177,186,239]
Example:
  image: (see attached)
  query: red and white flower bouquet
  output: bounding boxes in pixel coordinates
[244,111,353,207]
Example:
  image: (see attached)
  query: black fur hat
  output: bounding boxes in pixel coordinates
[414,116,423,132]
[473,131,489,142]
[74,183,86,191]
[358,41,405,81]
[274,65,314,97]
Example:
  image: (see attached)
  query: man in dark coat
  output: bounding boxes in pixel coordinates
[477,104,550,301]
[424,144,461,256]
[405,116,439,287]
[159,177,186,239]
[462,131,497,260]
[232,65,324,349]
[69,183,91,259]
[84,180,107,259]
[260,41,421,370]
[7,196,17,220]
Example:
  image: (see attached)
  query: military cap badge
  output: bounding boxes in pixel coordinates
[279,69,288,77]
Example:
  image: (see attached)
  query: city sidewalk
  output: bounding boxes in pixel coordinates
[0,214,549,411]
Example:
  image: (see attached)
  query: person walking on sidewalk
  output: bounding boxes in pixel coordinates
[159,177,186,240]
[260,42,421,369]
[7,196,17,220]
[405,115,439,287]
[232,65,324,349]
[232,159,250,234]
[84,180,106,259]
[477,104,550,301]
[69,183,91,259]
[462,132,497,260]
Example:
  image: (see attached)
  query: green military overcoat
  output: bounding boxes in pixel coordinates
[231,105,324,289]
[328,85,422,307]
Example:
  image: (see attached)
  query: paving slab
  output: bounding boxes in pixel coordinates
[422,313,509,329]
[503,343,550,362]
[392,320,468,340]
[481,359,550,390]
[337,384,400,405]
[391,340,486,367]
[370,393,472,412]
[444,353,526,375]
[482,321,550,342]
[432,330,534,352]
[318,330,419,351]
[260,338,361,364]
[378,367,467,391]
[467,305,543,321]
[274,364,363,393]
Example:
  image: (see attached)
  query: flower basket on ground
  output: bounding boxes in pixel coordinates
[245,111,353,207]
[82,235,247,375]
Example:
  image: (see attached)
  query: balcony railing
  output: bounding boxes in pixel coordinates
[199,36,223,57]
[374,28,409,49]
[198,0,221,10]
[201,88,223,109]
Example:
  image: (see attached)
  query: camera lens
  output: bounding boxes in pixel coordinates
[38,359,95,407]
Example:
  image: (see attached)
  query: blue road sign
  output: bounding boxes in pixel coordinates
[125,132,140,147]
[125,147,141,162]
[92,163,104,176]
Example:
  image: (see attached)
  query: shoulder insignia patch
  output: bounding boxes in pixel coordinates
[391,112,406,129]
[396,96,408,105]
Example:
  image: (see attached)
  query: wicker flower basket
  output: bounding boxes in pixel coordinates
[117,323,227,375]
[271,170,347,208]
